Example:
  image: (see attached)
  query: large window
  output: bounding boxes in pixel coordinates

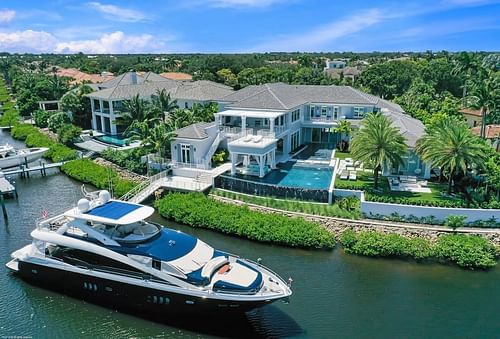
[291,109,300,122]
[180,144,191,163]
[333,106,339,120]
[93,99,101,111]
[353,107,365,118]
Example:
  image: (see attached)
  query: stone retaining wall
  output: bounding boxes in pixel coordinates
[210,195,500,245]
[94,157,146,183]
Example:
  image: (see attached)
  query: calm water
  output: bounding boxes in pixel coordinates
[0,130,499,338]
[238,162,333,189]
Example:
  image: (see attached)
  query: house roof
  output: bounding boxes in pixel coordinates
[471,124,500,139]
[161,72,193,81]
[460,108,482,117]
[381,109,425,148]
[56,67,113,84]
[223,83,386,110]
[87,70,233,101]
[174,122,214,139]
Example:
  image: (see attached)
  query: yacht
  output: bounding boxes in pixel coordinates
[0,144,49,169]
[6,188,292,313]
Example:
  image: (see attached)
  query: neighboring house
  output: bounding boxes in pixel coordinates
[160,72,193,81]
[471,124,500,151]
[324,59,347,69]
[170,83,430,178]
[56,67,113,84]
[325,66,361,82]
[460,108,483,128]
[86,71,233,135]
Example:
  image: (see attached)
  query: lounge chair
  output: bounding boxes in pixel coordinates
[340,170,348,180]
[349,171,357,181]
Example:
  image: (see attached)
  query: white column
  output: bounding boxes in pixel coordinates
[231,153,236,175]
[90,99,96,130]
[241,116,247,131]
[270,118,275,135]
[259,155,265,178]
[109,100,117,135]
[271,149,276,169]
[100,115,105,133]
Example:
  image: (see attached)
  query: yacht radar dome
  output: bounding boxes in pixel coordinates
[77,198,90,213]
[99,190,111,204]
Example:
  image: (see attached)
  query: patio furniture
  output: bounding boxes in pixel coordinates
[391,179,400,186]
[346,166,355,172]
[340,170,348,180]
[349,171,357,181]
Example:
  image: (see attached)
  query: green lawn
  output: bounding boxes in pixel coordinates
[334,150,352,160]
[335,172,463,204]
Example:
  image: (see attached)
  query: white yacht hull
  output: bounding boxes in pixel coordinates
[0,147,49,169]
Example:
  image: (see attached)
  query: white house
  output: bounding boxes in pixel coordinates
[86,71,233,135]
[170,83,431,179]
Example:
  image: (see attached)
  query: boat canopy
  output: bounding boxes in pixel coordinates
[64,200,155,225]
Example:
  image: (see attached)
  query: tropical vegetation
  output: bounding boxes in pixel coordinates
[340,229,499,269]
[155,192,336,249]
[350,113,407,189]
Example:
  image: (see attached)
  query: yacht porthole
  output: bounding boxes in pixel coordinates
[185,300,194,305]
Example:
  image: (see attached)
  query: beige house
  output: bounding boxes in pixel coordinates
[460,108,483,128]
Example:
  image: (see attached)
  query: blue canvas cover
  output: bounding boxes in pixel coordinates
[85,201,142,220]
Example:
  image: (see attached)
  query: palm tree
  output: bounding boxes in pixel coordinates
[334,120,353,149]
[151,89,178,121]
[350,113,407,189]
[115,95,158,136]
[416,117,488,194]
[167,108,196,130]
[467,73,500,138]
[143,123,177,157]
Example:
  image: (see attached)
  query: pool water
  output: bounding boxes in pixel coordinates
[240,162,333,190]
[95,135,129,146]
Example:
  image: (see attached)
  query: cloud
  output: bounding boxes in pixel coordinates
[186,0,287,8]
[0,30,176,53]
[0,30,58,53]
[87,2,149,22]
[0,9,15,23]
[250,9,383,51]
[55,31,161,53]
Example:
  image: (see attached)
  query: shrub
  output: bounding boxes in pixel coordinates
[0,108,20,127]
[61,158,136,197]
[340,229,498,269]
[100,148,148,174]
[32,109,52,128]
[434,234,498,269]
[47,112,70,132]
[57,124,82,145]
[445,215,467,231]
[11,124,78,162]
[155,192,336,249]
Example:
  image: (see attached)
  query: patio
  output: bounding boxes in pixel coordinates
[389,176,431,193]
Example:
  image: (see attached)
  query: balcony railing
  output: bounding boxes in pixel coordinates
[305,116,337,123]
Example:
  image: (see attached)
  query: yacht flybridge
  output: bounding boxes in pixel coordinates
[7,188,292,313]
[0,144,48,169]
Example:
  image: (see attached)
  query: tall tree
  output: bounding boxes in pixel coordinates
[151,89,178,120]
[416,117,488,194]
[467,72,500,138]
[350,113,407,189]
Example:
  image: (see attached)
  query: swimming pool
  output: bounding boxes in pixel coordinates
[95,135,130,147]
[237,161,333,190]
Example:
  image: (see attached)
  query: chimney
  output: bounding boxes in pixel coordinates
[130,71,137,85]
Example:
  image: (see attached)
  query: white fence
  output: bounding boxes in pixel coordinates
[361,200,500,223]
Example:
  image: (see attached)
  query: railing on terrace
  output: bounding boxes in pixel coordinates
[215,174,329,203]
[170,160,211,170]
[304,116,337,123]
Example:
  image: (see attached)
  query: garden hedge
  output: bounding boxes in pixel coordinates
[155,192,336,249]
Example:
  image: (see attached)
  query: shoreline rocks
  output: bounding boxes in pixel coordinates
[211,195,500,246]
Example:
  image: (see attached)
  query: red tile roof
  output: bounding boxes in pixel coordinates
[471,124,500,139]
[460,108,482,117]
[160,72,193,81]
[56,68,114,84]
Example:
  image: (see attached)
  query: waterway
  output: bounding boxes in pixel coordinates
[0,130,499,338]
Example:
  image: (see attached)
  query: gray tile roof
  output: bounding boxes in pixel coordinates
[174,122,214,139]
[382,109,425,147]
[224,83,380,110]
[98,72,146,88]
[87,72,233,101]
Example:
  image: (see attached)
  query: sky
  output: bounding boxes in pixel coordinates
[0,0,499,54]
